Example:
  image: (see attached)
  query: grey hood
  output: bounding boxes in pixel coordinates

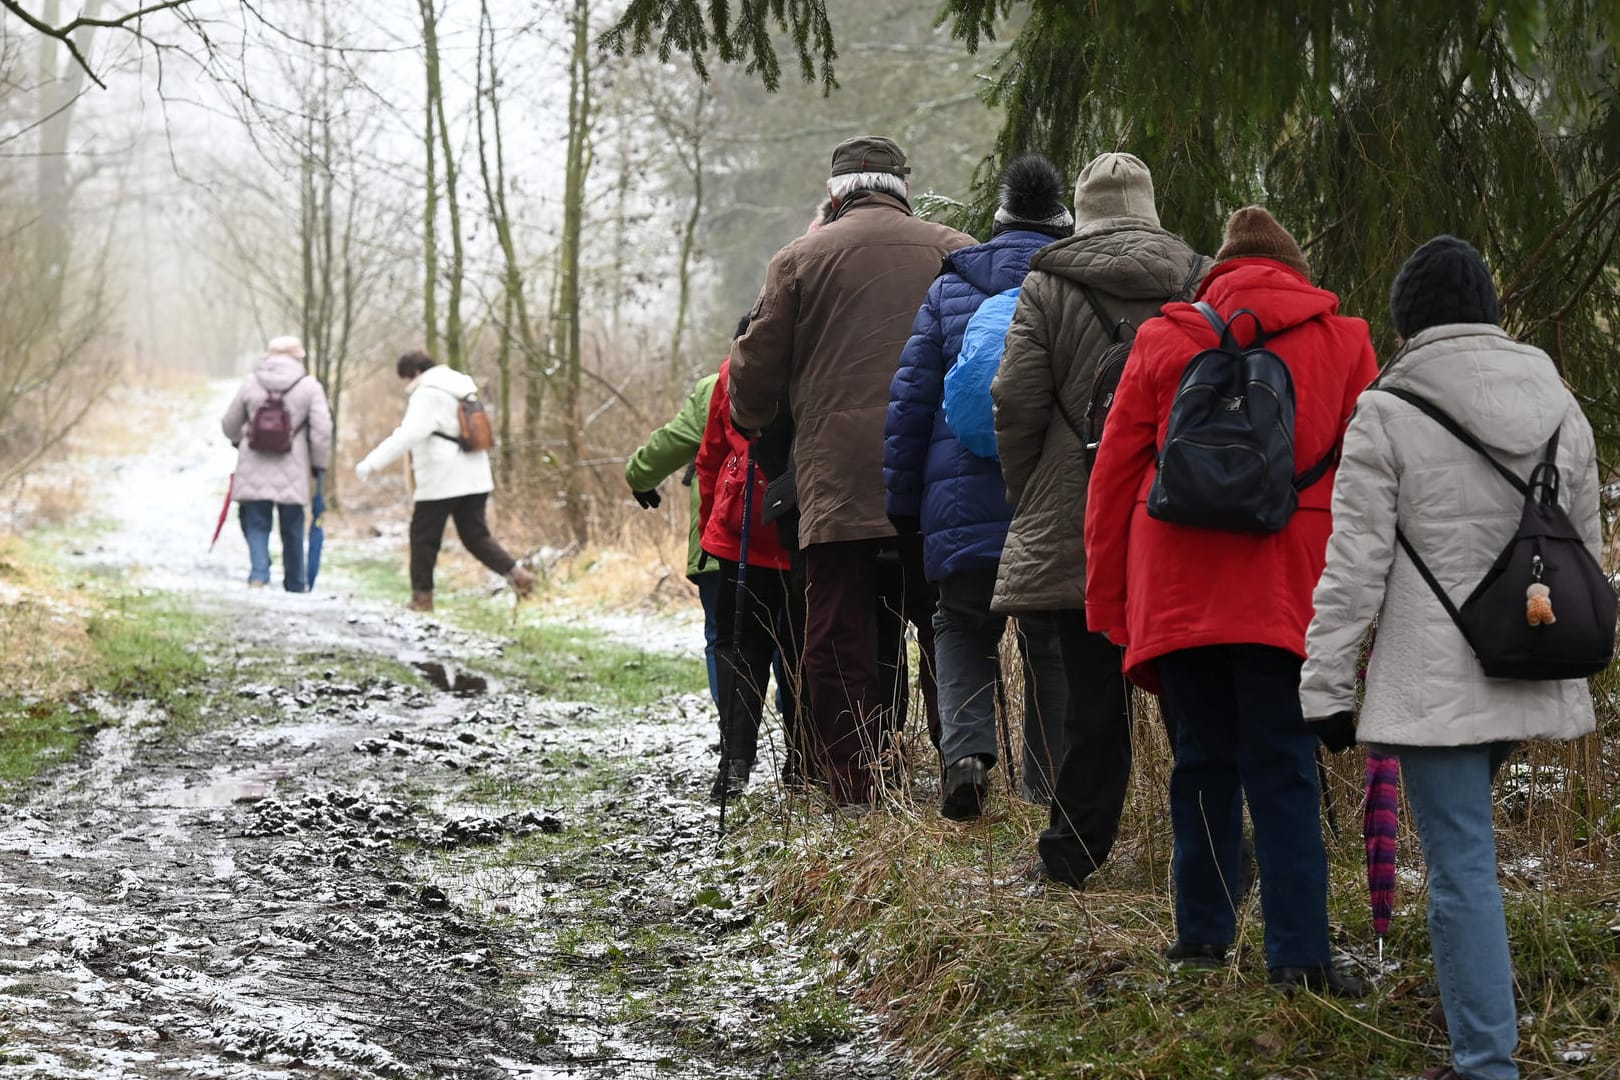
[1380,323,1571,457]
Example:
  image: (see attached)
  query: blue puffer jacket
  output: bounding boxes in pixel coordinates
[884,229,1054,581]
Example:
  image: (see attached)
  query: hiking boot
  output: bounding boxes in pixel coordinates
[940,755,990,821]
[1269,965,1370,998]
[1165,941,1229,969]
[708,758,751,804]
[407,591,434,612]
[1420,1068,1463,1080]
[508,565,536,599]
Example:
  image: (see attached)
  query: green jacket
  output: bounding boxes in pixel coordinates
[625,372,719,579]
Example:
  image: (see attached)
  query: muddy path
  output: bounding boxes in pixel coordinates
[0,385,895,1079]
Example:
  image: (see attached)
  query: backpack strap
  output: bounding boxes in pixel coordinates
[1376,388,1530,496]
[1394,526,1476,650]
[1080,287,1130,345]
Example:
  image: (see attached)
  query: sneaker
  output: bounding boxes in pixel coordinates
[708,759,751,804]
[1420,1068,1463,1080]
[940,755,990,821]
[1165,941,1229,970]
[248,580,268,590]
[1268,965,1370,998]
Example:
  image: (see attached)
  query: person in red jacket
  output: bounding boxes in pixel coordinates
[697,355,799,802]
[1084,207,1378,996]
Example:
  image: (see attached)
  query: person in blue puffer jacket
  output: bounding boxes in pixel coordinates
[883,156,1072,820]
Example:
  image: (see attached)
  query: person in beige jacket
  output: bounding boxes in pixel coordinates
[1301,236,1600,1080]
[990,153,1205,884]
[729,135,973,807]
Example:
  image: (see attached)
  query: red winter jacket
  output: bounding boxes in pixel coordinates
[697,359,792,571]
[1083,258,1379,690]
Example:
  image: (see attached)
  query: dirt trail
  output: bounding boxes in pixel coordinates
[0,385,893,1078]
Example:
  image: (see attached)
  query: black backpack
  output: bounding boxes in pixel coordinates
[247,375,306,454]
[1379,388,1616,681]
[1146,303,1337,533]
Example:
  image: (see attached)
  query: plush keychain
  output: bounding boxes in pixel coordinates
[1526,582,1556,626]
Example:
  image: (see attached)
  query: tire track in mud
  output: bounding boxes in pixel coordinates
[0,384,896,1079]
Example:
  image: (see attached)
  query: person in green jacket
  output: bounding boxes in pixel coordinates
[626,371,722,708]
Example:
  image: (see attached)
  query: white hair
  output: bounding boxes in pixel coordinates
[826,171,908,202]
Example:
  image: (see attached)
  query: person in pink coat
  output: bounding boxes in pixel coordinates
[220,336,333,591]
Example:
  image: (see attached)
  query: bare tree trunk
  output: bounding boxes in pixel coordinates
[556,0,593,546]
[35,0,101,304]
[418,0,440,359]
[423,0,464,370]
[668,84,708,369]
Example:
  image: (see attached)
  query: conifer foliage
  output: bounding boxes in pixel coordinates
[607,0,1620,449]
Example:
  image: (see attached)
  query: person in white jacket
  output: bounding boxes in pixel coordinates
[355,351,534,611]
[1301,237,1600,1080]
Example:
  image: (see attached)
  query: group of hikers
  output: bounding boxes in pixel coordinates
[626,136,1609,1080]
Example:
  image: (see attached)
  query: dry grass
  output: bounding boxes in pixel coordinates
[739,660,1620,1079]
[0,535,97,699]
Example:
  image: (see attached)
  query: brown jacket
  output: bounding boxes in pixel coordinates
[990,221,1205,613]
[730,192,973,547]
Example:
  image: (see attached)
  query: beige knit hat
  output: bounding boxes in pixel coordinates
[1074,152,1159,227]
[266,335,307,360]
[1214,206,1310,278]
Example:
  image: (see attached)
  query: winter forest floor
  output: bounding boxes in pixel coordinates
[1,380,1617,1079]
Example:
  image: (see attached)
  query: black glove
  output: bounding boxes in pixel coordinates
[887,514,921,537]
[1306,711,1358,753]
[633,489,661,510]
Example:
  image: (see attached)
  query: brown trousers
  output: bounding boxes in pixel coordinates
[801,535,939,803]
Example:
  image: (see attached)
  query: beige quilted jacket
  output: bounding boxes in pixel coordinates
[1300,324,1600,746]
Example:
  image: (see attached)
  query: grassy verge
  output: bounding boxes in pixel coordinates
[743,735,1619,1079]
[0,553,214,784]
[336,550,707,707]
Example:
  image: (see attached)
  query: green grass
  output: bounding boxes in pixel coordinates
[337,550,705,708]
[0,591,213,783]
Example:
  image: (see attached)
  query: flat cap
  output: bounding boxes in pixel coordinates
[830,135,910,178]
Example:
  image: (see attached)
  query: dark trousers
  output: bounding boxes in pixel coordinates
[801,536,939,804]
[714,559,797,768]
[409,493,517,594]
[1157,644,1329,970]
[933,572,1067,796]
[1037,613,1131,882]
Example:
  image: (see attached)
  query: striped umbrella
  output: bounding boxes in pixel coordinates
[1364,750,1401,956]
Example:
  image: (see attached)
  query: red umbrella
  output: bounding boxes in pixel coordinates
[1364,750,1400,956]
[210,473,234,551]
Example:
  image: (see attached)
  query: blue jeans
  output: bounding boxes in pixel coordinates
[932,570,1068,797]
[1157,644,1329,970]
[1398,743,1519,1080]
[697,570,721,710]
[239,500,305,592]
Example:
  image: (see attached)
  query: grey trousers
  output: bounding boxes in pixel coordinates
[931,568,1068,801]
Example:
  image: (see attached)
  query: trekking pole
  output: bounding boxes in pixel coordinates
[719,448,757,841]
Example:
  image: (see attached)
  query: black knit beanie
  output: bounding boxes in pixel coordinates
[1389,235,1500,338]
[993,155,1074,240]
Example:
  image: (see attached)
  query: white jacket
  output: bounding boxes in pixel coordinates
[357,364,494,503]
[1301,324,1600,747]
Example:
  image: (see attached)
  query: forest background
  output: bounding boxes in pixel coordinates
[3,0,1613,557]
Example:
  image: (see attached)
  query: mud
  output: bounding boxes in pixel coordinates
[0,383,898,1079]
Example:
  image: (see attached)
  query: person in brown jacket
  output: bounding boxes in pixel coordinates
[730,135,974,808]
[990,152,1206,882]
